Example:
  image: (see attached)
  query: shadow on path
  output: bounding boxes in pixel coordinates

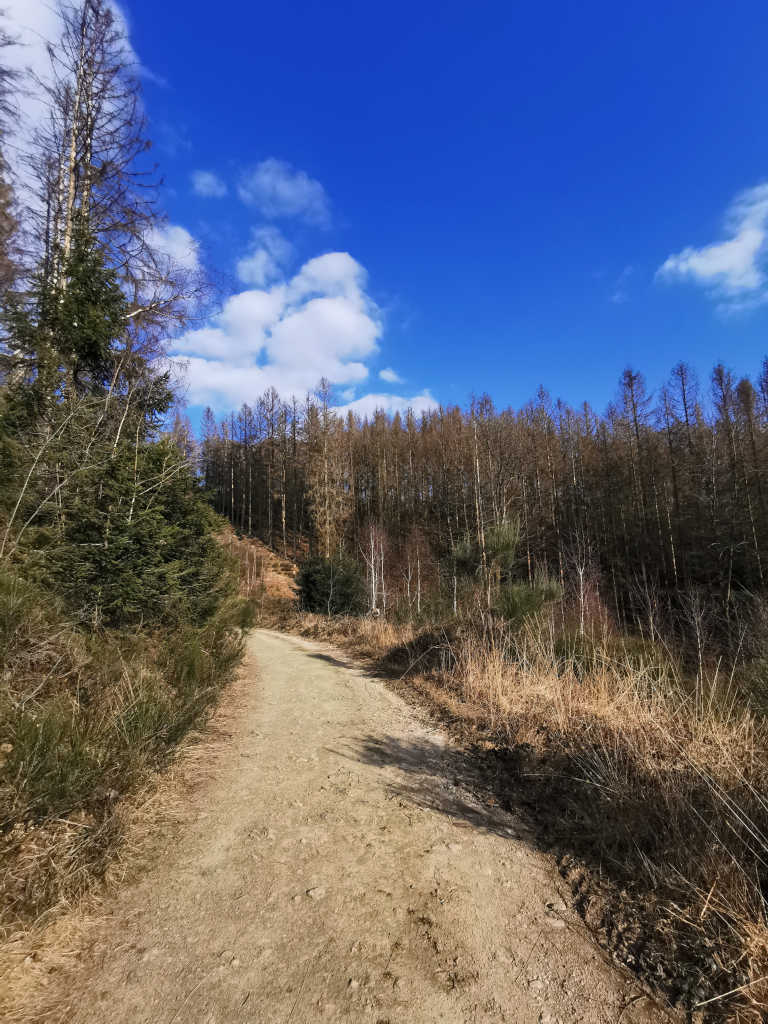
[330,733,528,841]
[304,651,352,670]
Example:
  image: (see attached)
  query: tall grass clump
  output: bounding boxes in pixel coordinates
[430,607,768,1019]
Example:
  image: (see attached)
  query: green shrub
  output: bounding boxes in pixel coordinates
[31,443,232,630]
[493,578,561,623]
[453,520,521,581]
[296,556,367,615]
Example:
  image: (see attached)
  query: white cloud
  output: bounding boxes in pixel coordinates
[236,226,292,286]
[146,224,201,273]
[236,251,275,288]
[172,251,378,406]
[335,391,437,418]
[379,367,402,383]
[658,183,768,309]
[191,170,227,198]
[172,250,434,416]
[238,158,330,226]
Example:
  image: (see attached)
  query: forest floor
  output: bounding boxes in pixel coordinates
[2,628,674,1024]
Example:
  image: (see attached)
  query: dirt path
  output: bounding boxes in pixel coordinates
[18,629,670,1023]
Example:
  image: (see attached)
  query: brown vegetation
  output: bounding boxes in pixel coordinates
[201,366,768,651]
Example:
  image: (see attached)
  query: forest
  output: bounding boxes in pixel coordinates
[201,361,768,659]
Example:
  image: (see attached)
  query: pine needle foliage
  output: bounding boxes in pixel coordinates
[297,556,367,616]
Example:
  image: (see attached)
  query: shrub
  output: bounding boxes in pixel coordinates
[28,442,231,630]
[453,520,521,581]
[493,578,561,623]
[296,556,366,615]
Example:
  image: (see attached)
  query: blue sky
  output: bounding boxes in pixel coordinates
[8,1,768,418]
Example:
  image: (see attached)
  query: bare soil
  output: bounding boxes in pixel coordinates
[4,629,675,1023]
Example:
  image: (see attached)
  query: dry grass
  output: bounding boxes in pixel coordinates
[219,530,298,605]
[457,624,768,1009]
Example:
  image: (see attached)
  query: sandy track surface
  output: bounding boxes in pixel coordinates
[20,629,670,1023]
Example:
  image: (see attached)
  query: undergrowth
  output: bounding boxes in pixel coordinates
[0,565,253,933]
